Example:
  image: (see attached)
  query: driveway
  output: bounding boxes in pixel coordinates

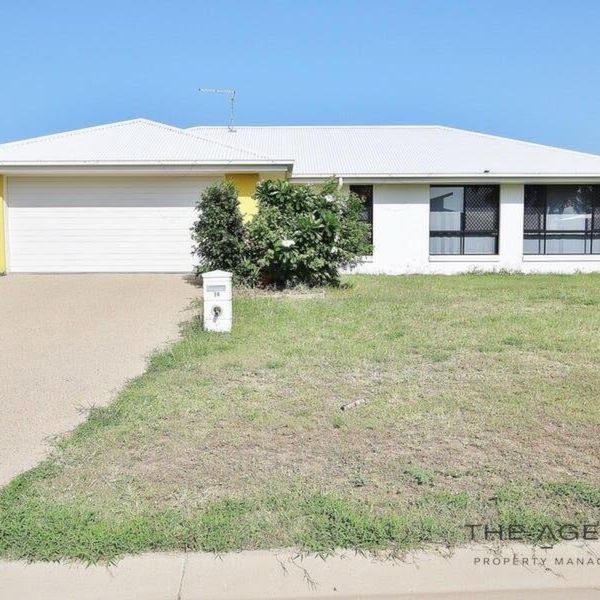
[0,274,197,486]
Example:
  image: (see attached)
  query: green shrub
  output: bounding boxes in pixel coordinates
[191,179,371,288]
[191,181,252,282]
[247,179,371,287]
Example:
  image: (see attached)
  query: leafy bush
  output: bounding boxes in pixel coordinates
[192,179,371,288]
[191,181,251,281]
[247,179,371,287]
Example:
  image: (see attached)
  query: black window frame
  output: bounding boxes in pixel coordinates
[349,184,374,244]
[524,185,600,255]
[429,185,500,255]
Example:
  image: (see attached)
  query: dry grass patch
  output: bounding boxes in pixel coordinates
[1,274,599,561]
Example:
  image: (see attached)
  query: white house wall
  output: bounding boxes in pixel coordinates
[353,183,600,274]
[6,176,600,274]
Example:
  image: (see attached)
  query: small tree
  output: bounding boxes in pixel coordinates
[247,179,371,287]
[191,181,250,280]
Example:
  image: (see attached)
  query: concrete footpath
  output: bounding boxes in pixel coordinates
[1,542,599,599]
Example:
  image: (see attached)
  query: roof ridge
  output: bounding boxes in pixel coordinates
[188,124,444,130]
[149,119,277,160]
[0,119,151,149]
[0,119,277,161]
[140,120,275,160]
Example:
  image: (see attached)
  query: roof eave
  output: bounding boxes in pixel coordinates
[0,161,294,176]
[289,173,600,184]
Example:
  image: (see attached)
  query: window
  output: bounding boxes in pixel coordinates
[524,185,600,255]
[429,185,499,255]
[350,185,373,243]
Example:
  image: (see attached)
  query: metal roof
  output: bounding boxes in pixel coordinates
[188,125,600,179]
[1,119,600,179]
[0,119,286,166]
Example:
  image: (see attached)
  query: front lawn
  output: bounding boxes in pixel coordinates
[1,274,599,562]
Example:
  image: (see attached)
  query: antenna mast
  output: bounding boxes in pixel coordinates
[199,88,236,132]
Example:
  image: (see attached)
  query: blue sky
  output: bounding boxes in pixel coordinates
[2,1,600,153]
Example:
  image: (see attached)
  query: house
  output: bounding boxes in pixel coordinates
[1,118,600,274]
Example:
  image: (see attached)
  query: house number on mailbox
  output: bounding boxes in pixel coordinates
[207,285,226,297]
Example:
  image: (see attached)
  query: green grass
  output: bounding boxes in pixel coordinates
[1,273,600,562]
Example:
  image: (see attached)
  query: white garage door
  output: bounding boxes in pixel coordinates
[7,176,215,272]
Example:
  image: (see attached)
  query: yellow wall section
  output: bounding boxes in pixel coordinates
[226,173,259,221]
[259,171,286,181]
[0,176,5,274]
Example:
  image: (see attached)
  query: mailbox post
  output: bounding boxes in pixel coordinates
[202,270,232,332]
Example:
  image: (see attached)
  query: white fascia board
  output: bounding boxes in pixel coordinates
[289,174,600,184]
[0,162,293,176]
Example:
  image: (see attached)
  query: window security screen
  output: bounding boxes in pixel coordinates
[430,185,499,255]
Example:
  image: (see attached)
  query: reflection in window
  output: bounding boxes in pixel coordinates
[524,186,600,255]
[349,185,374,244]
[430,186,499,255]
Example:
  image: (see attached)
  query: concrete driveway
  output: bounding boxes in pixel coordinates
[0,274,197,486]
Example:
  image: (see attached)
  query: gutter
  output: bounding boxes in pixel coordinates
[290,174,600,184]
[0,162,293,176]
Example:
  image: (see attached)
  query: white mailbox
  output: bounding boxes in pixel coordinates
[202,270,232,332]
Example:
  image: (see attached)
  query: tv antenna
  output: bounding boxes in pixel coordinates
[199,88,236,132]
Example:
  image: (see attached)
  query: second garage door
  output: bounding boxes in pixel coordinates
[7,176,215,272]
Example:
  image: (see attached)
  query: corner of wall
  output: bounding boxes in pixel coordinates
[0,175,6,274]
